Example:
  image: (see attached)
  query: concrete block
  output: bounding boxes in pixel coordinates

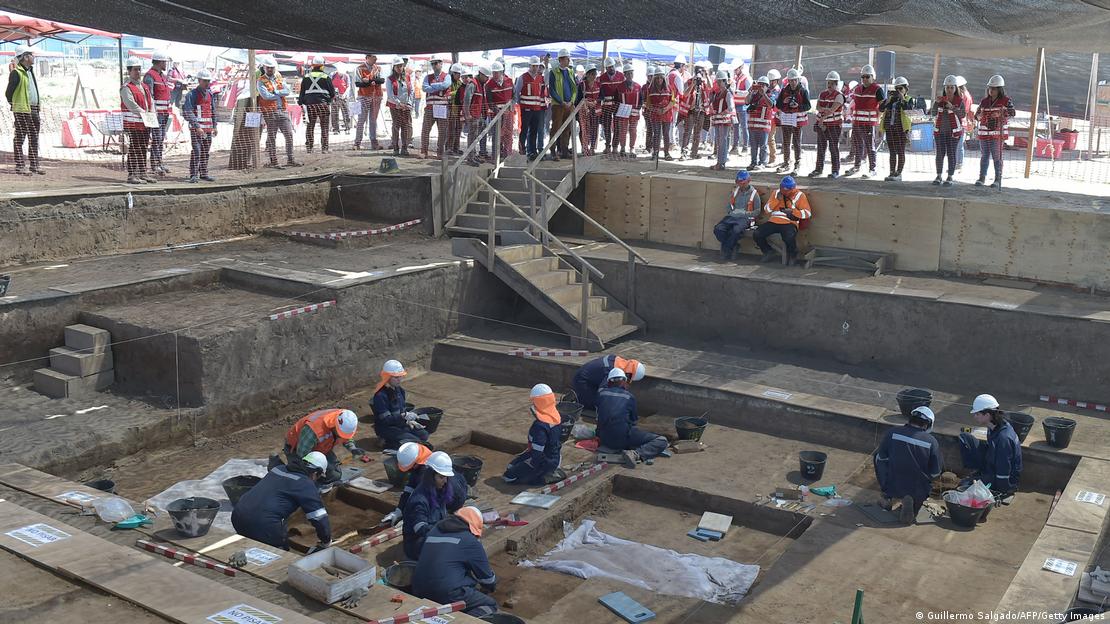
[855,194,943,271]
[804,189,860,249]
[1046,457,1110,535]
[33,367,114,399]
[64,324,110,354]
[49,346,114,377]
[648,175,708,247]
[584,174,650,241]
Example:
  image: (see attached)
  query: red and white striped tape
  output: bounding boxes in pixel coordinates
[347,526,402,554]
[1040,395,1108,412]
[538,462,608,495]
[366,601,466,624]
[289,218,423,240]
[136,539,237,576]
[508,348,590,358]
[268,299,336,321]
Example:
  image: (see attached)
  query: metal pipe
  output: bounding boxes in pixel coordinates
[627,251,636,314]
[1024,48,1045,178]
[580,270,591,345]
[488,184,496,268]
[524,173,647,263]
[1087,53,1099,160]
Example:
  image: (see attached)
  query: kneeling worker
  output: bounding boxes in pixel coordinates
[283,408,365,484]
[571,354,646,410]
[402,450,457,560]
[372,359,431,449]
[503,384,565,485]
[597,368,668,467]
[384,442,468,526]
[959,394,1022,496]
[874,406,942,524]
[232,451,331,551]
[412,506,498,618]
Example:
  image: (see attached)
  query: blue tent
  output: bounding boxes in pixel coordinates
[504,40,746,64]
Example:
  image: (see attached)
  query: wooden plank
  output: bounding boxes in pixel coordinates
[584,174,650,241]
[697,511,733,534]
[0,501,323,624]
[994,525,1097,614]
[1045,457,1110,535]
[700,180,735,249]
[647,175,707,247]
[804,190,860,249]
[855,194,943,271]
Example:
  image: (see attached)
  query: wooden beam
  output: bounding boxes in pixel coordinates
[930,52,941,100]
[1087,53,1099,159]
[602,40,608,66]
[1024,47,1046,178]
[794,46,803,70]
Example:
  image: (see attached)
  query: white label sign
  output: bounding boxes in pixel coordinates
[244,112,262,128]
[1042,557,1078,576]
[207,604,282,624]
[105,113,124,132]
[433,104,448,120]
[1076,490,1106,506]
[6,523,71,547]
[778,112,799,127]
[244,548,282,566]
[615,103,633,119]
[56,491,99,505]
[762,389,794,401]
[140,111,161,128]
[348,99,362,118]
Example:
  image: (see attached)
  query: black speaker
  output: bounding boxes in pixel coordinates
[708,45,725,66]
[875,51,895,83]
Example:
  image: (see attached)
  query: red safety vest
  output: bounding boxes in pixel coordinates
[817,88,844,127]
[258,73,286,112]
[777,85,809,127]
[976,95,1013,140]
[747,89,774,131]
[598,69,625,104]
[145,68,171,114]
[618,82,642,118]
[333,72,349,95]
[709,86,735,126]
[580,79,601,113]
[680,80,710,116]
[519,71,548,111]
[851,83,882,126]
[933,95,964,136]
[645,82,675,123]
[191,88,214,134]
[466,77,488,118]
[285,409,346,454]
[386,73,412,110]
[121,81,153,130]
[423,71,449,107]
[733,74,751,107]
[485,74,514,107]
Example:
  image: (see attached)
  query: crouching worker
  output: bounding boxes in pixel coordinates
[753,175,811,265]
[503,384,565,485]
[960,394,1022,497]
[874,406,942,525]
[402,450,456,560]
[232,451,331,551]
[383,442,468,527]
[412,506,498,618]
[283,408,364,484]
[597,368,668,467]
[713,170,761,261]
[372,359,429,449]
[571,354,646,410]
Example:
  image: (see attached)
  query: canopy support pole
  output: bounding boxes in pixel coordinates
[930,52,940,99]
[794,46,803,69]
[1024,47,1045,179]
[1086,53,1099,160]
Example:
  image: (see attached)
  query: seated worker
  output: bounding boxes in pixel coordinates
[402,450,456,560]
[503,384,565,485]
[411,506,498,618]
[571,354,646,410]
[383,442,468,526]
[959,394,1022,497]
[371,359,429,449]
[283,408,365,484]
[712,170,762,261]
[232,451,331,551]
[753,175,812,265]
[873,406,942,525]
[597,368,669,467]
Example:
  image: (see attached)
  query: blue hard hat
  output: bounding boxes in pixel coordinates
[735,170,750,183]
[780,176,796,190]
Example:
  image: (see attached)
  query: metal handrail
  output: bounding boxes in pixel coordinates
[443,102,514,228]
[523,98,587,179]
[447,102,514,177]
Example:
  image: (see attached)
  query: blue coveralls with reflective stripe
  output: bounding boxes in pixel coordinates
[873,424,942,513]
[230,465,331,550]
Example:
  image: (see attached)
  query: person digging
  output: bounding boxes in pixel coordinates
[596,367,669,468]
[231,451,332,552]
[281,408,367,486]
[873,406,942,525]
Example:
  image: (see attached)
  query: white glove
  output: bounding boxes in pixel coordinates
[383,509,403,526]
[407,420,425,430]
[404,411,419,422]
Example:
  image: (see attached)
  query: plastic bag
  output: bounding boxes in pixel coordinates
[571,424,596,440]
[944,480,994,508]
[92,496,136,523]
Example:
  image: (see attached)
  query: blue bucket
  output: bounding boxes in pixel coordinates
[909,123,935,152]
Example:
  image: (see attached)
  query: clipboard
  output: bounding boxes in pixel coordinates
[433,105,448,120]
[244,112,262,128]
[616,103,633,119]
[140,112,160,129]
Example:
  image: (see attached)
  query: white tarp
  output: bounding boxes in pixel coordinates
[146,458,268,533]
[520,520,759,605]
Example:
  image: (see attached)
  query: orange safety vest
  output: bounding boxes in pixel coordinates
[598,69,624,104]
[519,71,548,111]
[580,79,601,113]
[257,73,286,112]
[618,82,641,118]
[817,88,844,127]
[121,81,153,130]
[145,67,171,114]
[356,62,382,98]
[765,189,812,228]
[645,82,675,123]
[729,186,758,213]
[284,408,346,454]
[976,95,1013,139]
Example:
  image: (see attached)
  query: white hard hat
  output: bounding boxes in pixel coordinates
[303,451,329,473]
[530,383,553,398]
[910,406,936,424]
[716,69,729,80]
[585,63,597,72]
[607,367,627,382]
[449,62,462,74]
[336,409,358,439]
[767,69,781,80]
[955,75,967,87]
[312,55,325,66]
[392,57,406,66]
[631,362,646,382]
[260,56,278,68]
[943,74,958,87]
[987,74,1005,87]
[382,359,405,375]
[427,451,455,477]
[604,57,616,68]
[558,48,571,58]
[756,75,770,86]
[861,64,875,76]
[125,56,143,68]
[623,64,633,72]
[397,442,423,471]
[893,76,909,87]
[491,61,504,72]
[575,64,585,73]
[152,51,171,62]
[428,55,443,64]
[460,65,472,76]
[971,394,1000,414]
[697,60,711,69]
[15,45,34,57]
[826,71,841,81]
[528,56,542,66]
[786,68,801,80]
[196,69,213,81]
[674,54,687,65]
[848,80,859,90]
[477,65,491,77]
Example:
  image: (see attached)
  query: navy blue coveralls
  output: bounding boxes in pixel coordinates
[398,465,468,514]
[596,385,668,459]
[873,424,942,514]
[959,420,1022,494]
[230,465,331,550]
[503,419,562,485]
[571,355,619,410]
[411,515,498,617]
[402,478,451,560]
[372,385,428,450]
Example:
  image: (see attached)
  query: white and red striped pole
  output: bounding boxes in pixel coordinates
[348,526,402,554]
[365,601,466,624]
[538,462,608,495]
[1040,395,1108,412]
[136,539,238,576]
[268,299,336,321]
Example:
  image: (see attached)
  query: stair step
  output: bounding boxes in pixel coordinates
[552,292,607,317]
[494,244,543,264]
[477,189,531,205]
[546,282,599,307]
[586,308,633,334]
[511,256,561,277]
[463,201,526,218]
[490,177,530,193]
[64,324,110,353]
[50,346,114,377]
[33,367,114,399]
[499,166,570,182]
[522,268,575,290]
[454,213,530,231]
[594,322,643,344]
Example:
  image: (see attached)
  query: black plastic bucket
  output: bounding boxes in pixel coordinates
[1043,416,1077,449]
[166,497,221,538]
[0,275,10,297]
[84,479,116,494]
[945,499,987,528]
[452,455,484,487]
[895,388,932,417]
[1059,608,1104,622]
[1007,412,1035,443]
[383,561,417,591]
[798,451,828,481]
[675,417,708,441]
[480,615,526,624]
[414,407,443,434]
[383,455,406,487]
[556,401,583,424]
[222,475,262,506]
